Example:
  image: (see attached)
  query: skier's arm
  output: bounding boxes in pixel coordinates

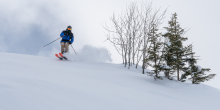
[60,31,65,37]
[71,34,74,44]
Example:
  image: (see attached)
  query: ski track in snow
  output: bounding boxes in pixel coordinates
[0,52,220,110]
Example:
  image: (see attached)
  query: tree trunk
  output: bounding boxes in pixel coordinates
[177,67,179,81]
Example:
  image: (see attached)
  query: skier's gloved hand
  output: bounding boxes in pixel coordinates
[69,41,72,44]
[64,31,68,36]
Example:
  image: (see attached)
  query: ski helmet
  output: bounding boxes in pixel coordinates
[67,25,72,29]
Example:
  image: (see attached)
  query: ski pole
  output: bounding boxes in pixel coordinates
[43,37,61,47]
[70,44,77,55]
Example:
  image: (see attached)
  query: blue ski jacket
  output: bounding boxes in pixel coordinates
[60,30,74,44]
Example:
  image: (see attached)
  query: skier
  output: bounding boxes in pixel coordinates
[60,26,74,54]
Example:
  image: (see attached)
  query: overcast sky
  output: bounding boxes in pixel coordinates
[0,0,219,89]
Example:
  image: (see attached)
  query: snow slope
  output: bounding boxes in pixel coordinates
[0,52,220,110]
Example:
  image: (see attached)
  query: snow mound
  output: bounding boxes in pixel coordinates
[0,52,220,110]
[66,45,112,62]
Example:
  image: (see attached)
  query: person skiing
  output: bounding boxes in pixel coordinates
[60,26,74,54]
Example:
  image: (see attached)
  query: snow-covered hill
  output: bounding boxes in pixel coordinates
[0,52,220,110]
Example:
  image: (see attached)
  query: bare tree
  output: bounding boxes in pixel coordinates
[140,2,166,74]
[104,3,140,68]
[104,2,166,72]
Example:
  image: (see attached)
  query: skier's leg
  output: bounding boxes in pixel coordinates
[61,42,65,54]
[64,42,70,53]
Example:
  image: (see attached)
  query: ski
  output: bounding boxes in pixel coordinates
[55,54,63,60]
[59,53,68,60]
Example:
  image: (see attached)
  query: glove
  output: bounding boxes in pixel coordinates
[69,41,72,44]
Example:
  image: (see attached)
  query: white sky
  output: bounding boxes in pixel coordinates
[0,0,219,89]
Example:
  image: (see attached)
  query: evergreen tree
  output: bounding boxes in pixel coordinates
[163,13,189,81]
[181,45,216,84]
[145,24,164,80]
[161,39,175,79]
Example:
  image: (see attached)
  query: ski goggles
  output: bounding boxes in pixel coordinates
[67,28,71,30]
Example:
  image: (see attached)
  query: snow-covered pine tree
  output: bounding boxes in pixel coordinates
[181,45,216,84]
[145,24,164,80]
[181,44,197,82]
[163,13,189,81]
[161,39,175,80]
[190,67,216,84]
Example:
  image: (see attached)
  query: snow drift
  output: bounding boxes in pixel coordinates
[0,52,220,110]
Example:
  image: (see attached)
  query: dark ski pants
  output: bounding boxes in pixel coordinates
[61,42,69,53]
